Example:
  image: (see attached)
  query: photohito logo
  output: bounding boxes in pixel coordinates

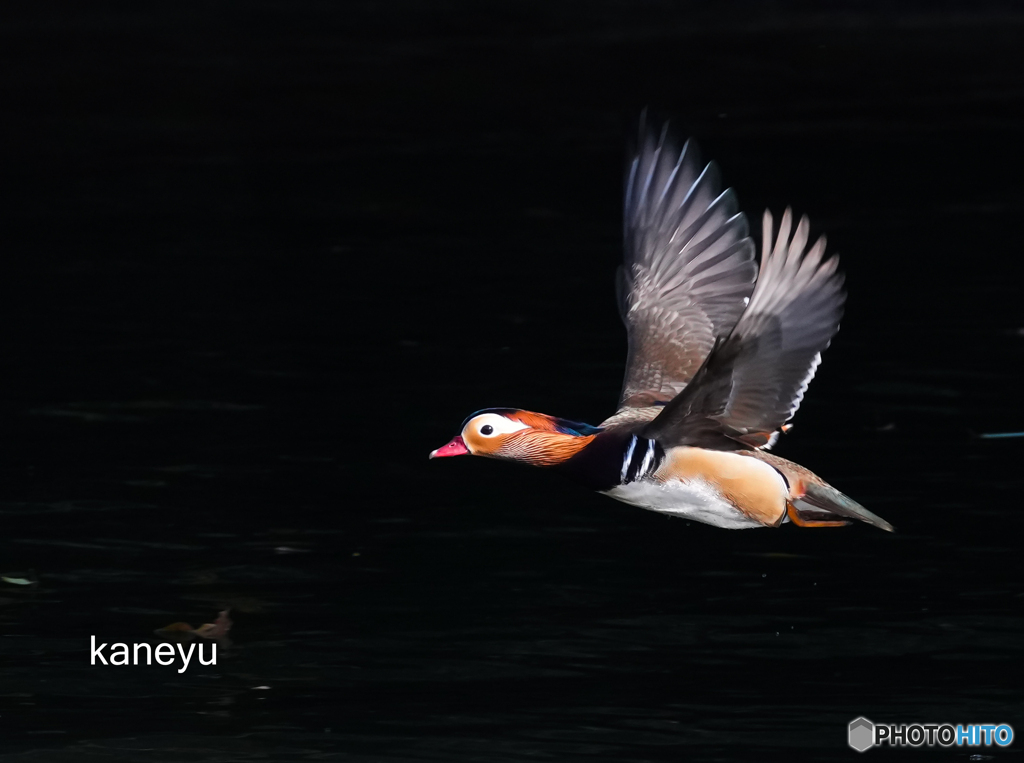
[848,717,1013,752]
[848,718,875,752]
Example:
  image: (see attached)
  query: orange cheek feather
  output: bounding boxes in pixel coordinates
[462,429,494,455]
[499,431,595,466]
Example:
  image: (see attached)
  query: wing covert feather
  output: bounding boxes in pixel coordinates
[605,117,757,426]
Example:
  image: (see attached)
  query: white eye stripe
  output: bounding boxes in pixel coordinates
[467,413,529,438]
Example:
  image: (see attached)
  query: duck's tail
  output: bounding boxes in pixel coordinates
[791,482,894,532]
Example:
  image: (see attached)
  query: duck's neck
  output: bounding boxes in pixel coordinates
[552,430,645,491]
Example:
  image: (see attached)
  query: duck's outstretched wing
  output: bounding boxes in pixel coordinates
[602,117,757,428]
[642,208,845,448]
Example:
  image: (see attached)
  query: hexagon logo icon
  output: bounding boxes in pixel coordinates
[849,717,875,752]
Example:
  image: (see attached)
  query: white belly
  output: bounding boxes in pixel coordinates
[602,479,767,529]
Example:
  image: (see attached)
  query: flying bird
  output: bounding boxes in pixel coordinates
[430,119,892,532]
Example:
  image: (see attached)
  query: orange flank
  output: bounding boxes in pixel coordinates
[656,447,788,526]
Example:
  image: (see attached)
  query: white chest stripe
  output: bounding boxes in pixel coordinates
[621,436,638,482]
[621,436,660,484]
[639,439,655,476]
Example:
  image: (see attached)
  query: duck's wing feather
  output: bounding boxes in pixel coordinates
[641,208,845,447]
[602,117,757,428]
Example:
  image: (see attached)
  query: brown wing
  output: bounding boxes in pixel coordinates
[641,208,845,447]
[603,117,757,428]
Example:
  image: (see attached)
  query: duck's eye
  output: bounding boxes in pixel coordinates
[467,413,528,439]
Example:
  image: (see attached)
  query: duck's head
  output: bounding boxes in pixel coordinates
[429,408,601,466]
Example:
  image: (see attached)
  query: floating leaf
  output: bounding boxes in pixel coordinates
[154,621,197,640]
[157,609,231,641]
[157,621,194,632]
[196,609,232,640]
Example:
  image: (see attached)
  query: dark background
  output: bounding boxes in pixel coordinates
[1,2,1023,760]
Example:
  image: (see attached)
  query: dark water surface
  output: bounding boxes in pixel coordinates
[2,3,1024,760]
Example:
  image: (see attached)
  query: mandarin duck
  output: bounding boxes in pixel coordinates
[431,119,892,532]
